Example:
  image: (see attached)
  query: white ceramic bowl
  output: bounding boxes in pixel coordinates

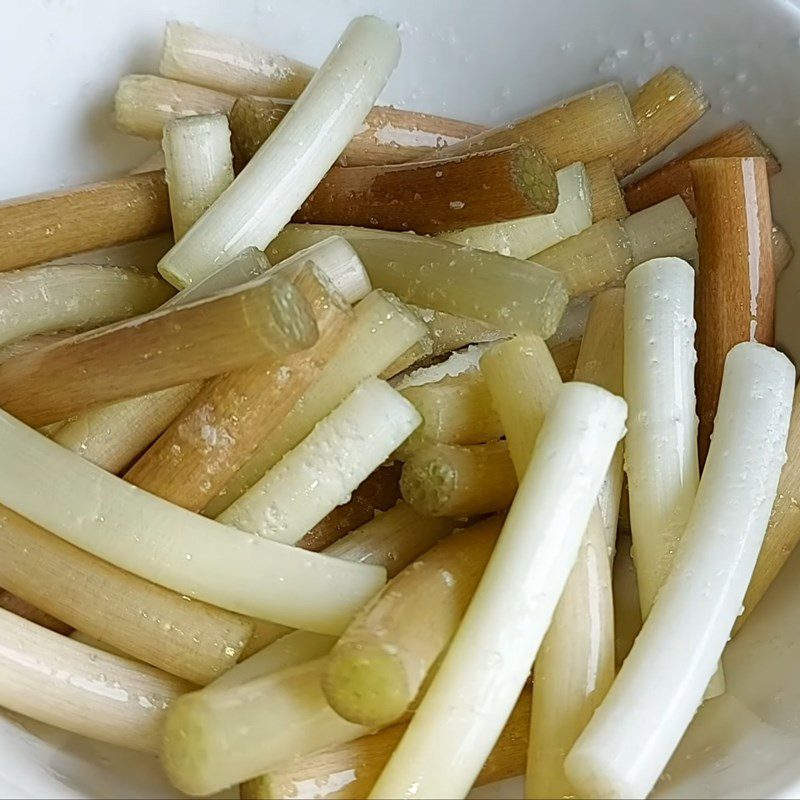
[4,1,800,797]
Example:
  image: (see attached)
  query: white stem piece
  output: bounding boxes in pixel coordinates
[210,630,336,691]
[0,608,190,753]
[369,383,627,799]
[621,195,697,264]
[114,74,236,139]
[623,258,699,617]
[218,379,421,543]
[566,342,795,800]
[0,264,172,347]
[157,16,401,288]
[205,290,428,516]
[0,414,385,634]
[438,162,593,258]
[162,113,234,239]
[51,247,272,471]
[268,225,569,337]
[162,658,369,796]
[160,21,315,99]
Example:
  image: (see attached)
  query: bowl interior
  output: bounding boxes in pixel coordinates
[3,0,800,797]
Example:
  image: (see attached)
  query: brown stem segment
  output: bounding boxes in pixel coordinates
[229,95,486,170]
[611,67,709,178]
[0,273,318,427]
[125,268,352,512]
[433,83,638,169]
[691,157,775,465]
[0,171,170,272]
[624,123,781,214]
[296,145,559,234]
[241,685,531,800]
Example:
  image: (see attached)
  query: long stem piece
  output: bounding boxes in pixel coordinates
[323,516,502,728]
[624,123,781,214]
[268,224,569,336]
[0,506,254,685]
[216,93,486,169]
[0,171,170,272]
[691,157,776,465]
[610,67,709,178]
[0,608,191,753]
[296,144,558,233]
[241,687,532,800]
[369,383,626,799]
[480,336,615,799]
[0,271,317,427]
[204,290,431,517]
[0,415,386,633]
[565,343,794,800]
[50,246,273,471]
[400,440,517,517]
[737,382,800,629]
[162,113,235,239]
[160,21,314,99]
[624,258,699,617]
[296,463,402,552]
[437,162,593,258]
[114,75,236,139]
[163,658,369,796]
[0,264,172,347]
[125,266,356,510]
[218,379,421,544]
[157,17,401,288]
[435,83,639,169]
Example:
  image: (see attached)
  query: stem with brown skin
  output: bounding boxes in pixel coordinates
[435,83,639,169]
[0,506,254,685]
[624,123,781,213]
[125,267,353,511]
[296,144,558,233]
[230,94,487,169]
[690,157,775,465]
[0,171,170,272]
[610,67,709,178]
[0,272,317,427]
